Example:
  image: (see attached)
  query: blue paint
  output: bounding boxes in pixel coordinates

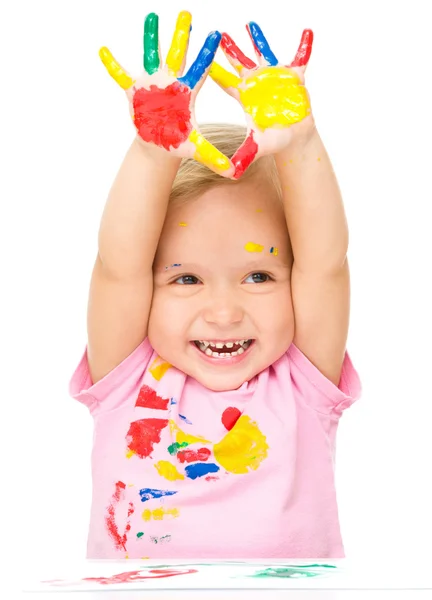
[170,398,177,405]
[248,22,278,66]
[139,487,178,502]
[185,462,220,480]
[179,414,192,424]
[179,31,221,89]
[270,247,274,253]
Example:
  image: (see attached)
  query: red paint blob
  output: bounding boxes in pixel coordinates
[83,568,198,584]
[126,418,169,458]
[222,407,242,430]
[232,131,259,179]
[105,481,135,552]
[221,32,256,69]
[176,447,211,464]
[135,385,169,410]
[133,82,193,150]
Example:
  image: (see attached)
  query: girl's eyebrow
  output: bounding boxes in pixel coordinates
[156,259,290,273]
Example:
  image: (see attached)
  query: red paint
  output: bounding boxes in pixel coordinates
[83,568,198,584]
[290,29,313,67]
[205,476,220,481]
[176,447,211,463]
[135,385,169,410]
[126,418,169,458]
[232,131,259,179]
[105,481,135,552]
[133,82,193,150]
[221,32,256,69]
[222,406,242,430]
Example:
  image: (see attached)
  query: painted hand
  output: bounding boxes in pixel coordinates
[210,23,314,178]
[99,11,234,177]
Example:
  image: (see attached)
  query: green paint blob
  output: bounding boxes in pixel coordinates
[136,532,144,538]
[167,441,189,456]
[251,566,334,579]
[143,13,160,74]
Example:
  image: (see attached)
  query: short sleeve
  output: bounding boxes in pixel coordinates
[287,343,361,416]
[68,338,153,415]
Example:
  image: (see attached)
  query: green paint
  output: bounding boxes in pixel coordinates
[250,564,336,579]
[143,13,160,74]
[167,441,188,455]
[136,532,144,538]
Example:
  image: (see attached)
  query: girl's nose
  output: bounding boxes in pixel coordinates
[202,294,244,326]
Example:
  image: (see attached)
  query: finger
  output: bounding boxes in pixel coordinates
[165,11,192,77]
[143,12,161,74]
[178,31,221,90]
[289,29,314,70]
[99,47,135,90]
[246,22,278,66]
[220,32,256,74]
[188,130,232,175]
[231,130,259,179]
[209,62,241,91]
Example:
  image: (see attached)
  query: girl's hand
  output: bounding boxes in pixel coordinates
[209,23,315,178]
[99,11,234,177]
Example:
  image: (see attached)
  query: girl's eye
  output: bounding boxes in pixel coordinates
[174,275,200,285]
[244,272,272,284]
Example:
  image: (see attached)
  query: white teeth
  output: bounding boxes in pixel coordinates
[197,339,252,358]
[225,342,234,348]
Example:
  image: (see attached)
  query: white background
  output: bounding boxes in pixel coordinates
[2,0,432,563]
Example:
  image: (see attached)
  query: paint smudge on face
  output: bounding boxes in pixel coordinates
[155,460,185,481]
[179,413,193,424]
[185,462,220,480]
[167,441,189,455]
[222,407,242,430]
[244,242,264,252]
[164,263,182,270]
[150,534,172,544]
[139,487,178,502]
[179,222,187,226]
[149,357,172,381]
[176,447,211,463]
[169,420,211,445]
[105,481,135,552]
[83,567,198,584]
[270,246,279,256]
[142,507,180,521]
[126,418,169,459]
[213,415,269,474]
[133,82,192,150]
[135,385,169,410]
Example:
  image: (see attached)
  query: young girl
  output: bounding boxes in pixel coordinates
[70,11,361,558]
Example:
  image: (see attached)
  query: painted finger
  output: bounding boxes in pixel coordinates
[220,32,256,75]
[230,131,259,179]
[209,62,241,91]
[289,29,313,69]
[165,11,192,77]
[144,12,161,75]
[178,31,221,90]
[246,22,278,66]
[188,130,232,175]
[99,47,135,90]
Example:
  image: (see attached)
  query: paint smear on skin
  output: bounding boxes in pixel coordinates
[244,242,264,253]
[150,534,172,544]
[270,247,279,256]
[139,488,178,502]
[249,565,336,579]
[126,418,169,459]
[135,385,169,410]
[222,407,242,431]
[213,415,269,474]
[205,476,219,481]
[170,398,177,405]
[133,82,193,150]
[99,47,135,90]
[155,460,185,481]
[169,420,211,445]
[137,531,144,538]
[168,441,189,456]
[83,568,198,584]
[142,507,180,521]
[185,462,220,480]
[189,129,231,172]
[105,481,135,552]
[179,413,192,424]
[164,263,182,270]
[232,130,259,179]
[149,357,172,381]
[179,222,187,226]
[239,67,310,130]
[176,447,211,463]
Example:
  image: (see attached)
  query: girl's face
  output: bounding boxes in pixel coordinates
[149,178,294,391]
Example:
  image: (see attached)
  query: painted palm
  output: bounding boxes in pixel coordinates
[210,23,314,178]
[99,11,234,177]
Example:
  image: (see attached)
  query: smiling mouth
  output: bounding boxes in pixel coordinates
[193,340,254,358]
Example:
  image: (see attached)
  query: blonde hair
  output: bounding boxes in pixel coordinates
[169,123,282,206]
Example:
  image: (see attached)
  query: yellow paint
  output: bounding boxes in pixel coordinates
[166,11,192,76]
[179,222,187,226]
[240,67,310,130]
[169,420,211,445]
[142,507,180,521]
[125,554,129,559]
[99,47,135,90]
[149,357,172,380]
[126,449,135,459]
[244,242,264,253]
[256,208,262,212]
[271,247,279,256]
[209,62,241,90]
[213,415,269,474]
[189,130,231,172]
[127,483,134,487]
[155,460,185,481]
[317,157,321,161]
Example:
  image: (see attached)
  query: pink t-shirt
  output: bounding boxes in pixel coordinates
[69,339,361,559]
